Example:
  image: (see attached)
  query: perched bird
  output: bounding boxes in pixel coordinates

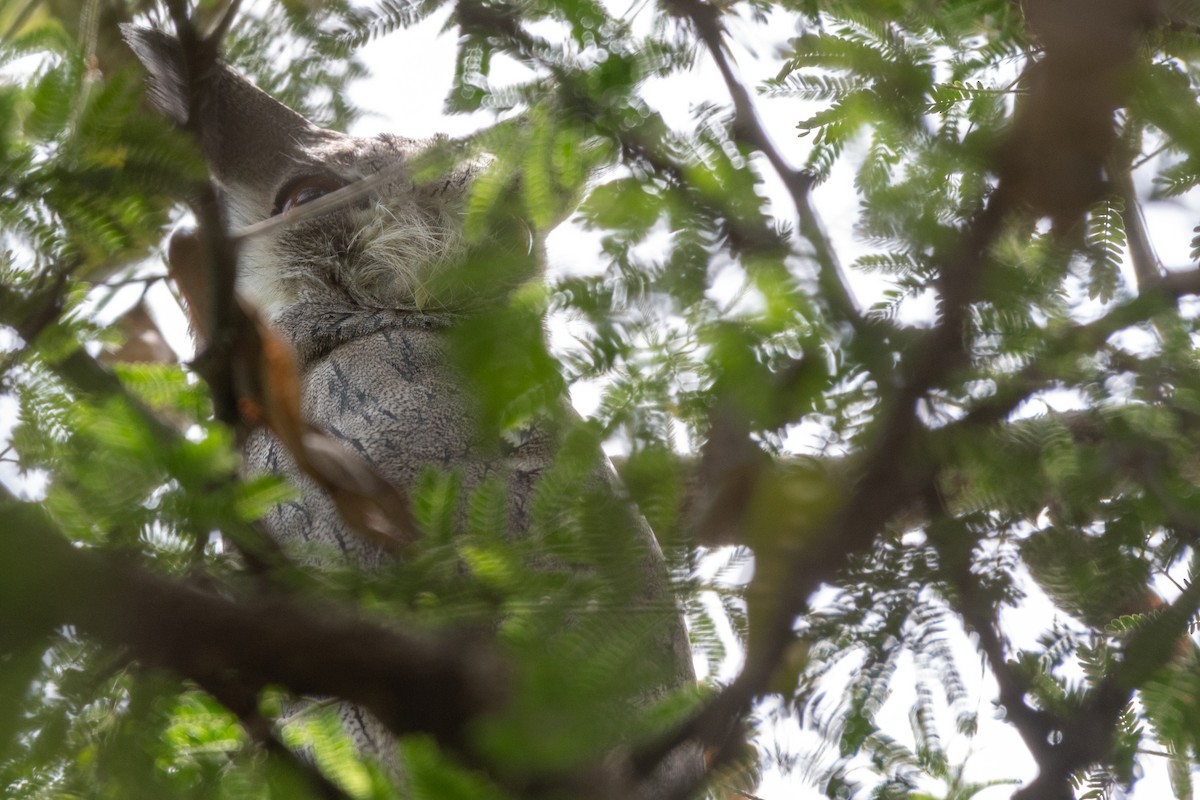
[124,25,702,797]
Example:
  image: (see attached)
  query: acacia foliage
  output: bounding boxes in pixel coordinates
[4,0,1200,799]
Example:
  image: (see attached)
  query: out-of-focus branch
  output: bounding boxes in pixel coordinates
[627,197,1012,800]
[161,0,241,425]
[930,442,1200,800]
[957,263,1200,431]
[226,702,358,800]
[926,502,1061,765]
[453,0,807,290]
[0,490,711,800]
[616,401,1200,551]
[0,280,292,569]
[1008,565,1200,800]
[627,2,1163,792]
[0,494,506,756]
[0,267,74,378]
[0,281,187,453]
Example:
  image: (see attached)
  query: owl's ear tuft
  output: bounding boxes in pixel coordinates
[121,24,337,193]
[121,25,190,126]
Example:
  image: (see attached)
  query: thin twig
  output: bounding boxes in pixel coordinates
[1130,141,1169,171]
[670,0,864,335]
[231,159,411,244]
[955,263,1200,431]
[97,272,169,290]
[1108,150,1162,290]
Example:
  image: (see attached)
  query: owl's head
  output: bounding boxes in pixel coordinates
[124,27,495,318]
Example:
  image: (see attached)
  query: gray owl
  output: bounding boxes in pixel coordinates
[125,26,703,798]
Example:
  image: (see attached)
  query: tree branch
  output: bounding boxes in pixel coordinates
[926,503,1061,763]
[629,0,1163,782]
[1007,563,1200,800]
[957,264,1200,431]
[1108,150,1161,290]
[627,194,1012,798]
[0,495,506,757]
[666,0,865,338]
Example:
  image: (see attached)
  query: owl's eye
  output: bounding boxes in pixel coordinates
[274,175,346,216]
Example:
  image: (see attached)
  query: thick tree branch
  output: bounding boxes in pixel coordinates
[0,495,505,756]
[0,490,713,800]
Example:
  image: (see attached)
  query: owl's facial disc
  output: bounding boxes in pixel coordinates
[234,136,477,317]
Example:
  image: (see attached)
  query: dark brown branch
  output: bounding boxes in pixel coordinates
[926,406,1200,800]
[926,503,1060,763]
[163,1,241,426]
[1008,566,1200,800]
[0,496,506,756]
[930,424,1200,800]
[204,0,244,43]
[630,0,1162,767]
[228,703,357,800]
[631,195,1013,799]
[0,492,690,800]
[931,498,1120,800]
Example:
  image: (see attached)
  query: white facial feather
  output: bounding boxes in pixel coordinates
[345,196,467,310]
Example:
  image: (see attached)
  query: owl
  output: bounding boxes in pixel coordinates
[125,25,702,797]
